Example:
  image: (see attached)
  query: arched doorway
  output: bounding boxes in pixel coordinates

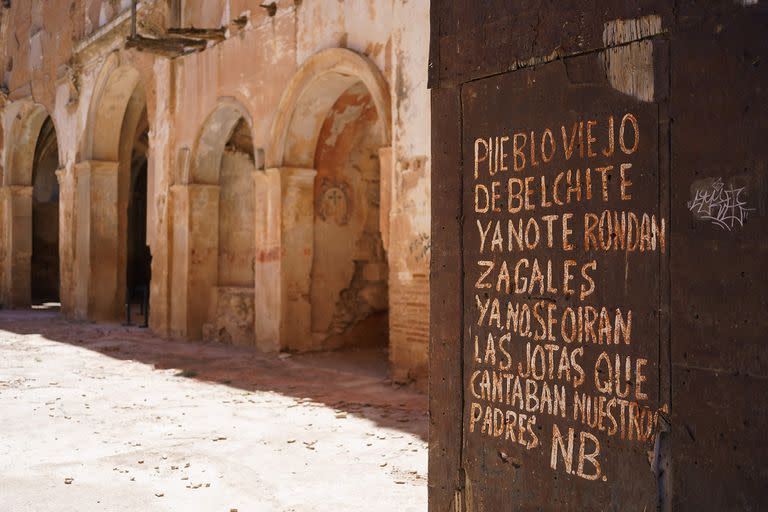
[188,99,257,345]
[76,56,151,322]
[126,111,151,325]
[1,103,60,309]
[31,116,60,306]
[268,48,392,354]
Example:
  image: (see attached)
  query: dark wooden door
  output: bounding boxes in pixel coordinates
[460,56,666,510]
[430,2,768,511]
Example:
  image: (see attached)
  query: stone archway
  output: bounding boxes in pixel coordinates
[268,48,391,169]
[30,116,61,305]
[75,55,149,322]
[262,48,392,353]
[171,98,257,341]
[1,102,60,308]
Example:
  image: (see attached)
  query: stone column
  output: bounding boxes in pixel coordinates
[2,185,33,307]
[253,169,281,351]
[56,168,75,316]
[73,160,120,322]
[279,167,316,351]
[254,167,316,352]
[168,183,219,340]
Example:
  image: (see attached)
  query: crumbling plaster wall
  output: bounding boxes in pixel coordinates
[172,0,395,162]
[311,84,387,348]
[200,147,257,348]
[1,0,149,105]
[167,4,296,342]
[0,1,82,309]
[172,0,430,383]
[218,149,256,287]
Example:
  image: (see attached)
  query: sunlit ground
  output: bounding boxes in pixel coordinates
[0,309,427,512]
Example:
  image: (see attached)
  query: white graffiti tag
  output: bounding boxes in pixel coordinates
[687,178,754,231]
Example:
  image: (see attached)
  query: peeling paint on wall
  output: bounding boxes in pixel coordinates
[602,16,663,102]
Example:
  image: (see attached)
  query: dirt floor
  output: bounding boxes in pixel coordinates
[0,309,427,512]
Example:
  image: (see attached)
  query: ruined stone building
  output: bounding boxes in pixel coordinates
[0,0,430,385]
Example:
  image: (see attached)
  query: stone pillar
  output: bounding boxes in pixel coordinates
[168,185,186,337]
[169,183,219,340]
[254,169,281,351]
[279,167,316,351]
[2,185,33,308]
[254,167,316,352]
[73,160,119,322]
[56,168,75,316]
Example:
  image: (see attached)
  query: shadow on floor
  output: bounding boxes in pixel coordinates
[0,309,427,440]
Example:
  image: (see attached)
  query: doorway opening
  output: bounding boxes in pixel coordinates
[126,112,151,326]
[80,59,153,323]
[30,116,60,309]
